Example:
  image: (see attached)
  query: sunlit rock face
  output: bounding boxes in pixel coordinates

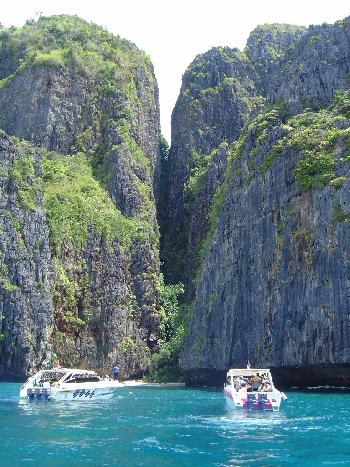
[0,15,162,380]
[165,17,350,387]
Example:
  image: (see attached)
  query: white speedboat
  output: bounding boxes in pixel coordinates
[224,368,287,411]
[19,368,124,401]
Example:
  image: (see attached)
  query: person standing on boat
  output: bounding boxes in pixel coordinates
[113,366,120,380]
[251,374,262,391]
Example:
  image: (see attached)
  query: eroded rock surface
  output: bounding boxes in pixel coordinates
[164,17,350,386]
[0,16,161,379]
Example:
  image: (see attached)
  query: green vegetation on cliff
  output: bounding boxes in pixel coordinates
[9,142,152,255]
[185,147,221,208]
[149,275,189,382]
[0,15,153,96]
[0,15,158,220]
[260,90,350,190]
[8,152,41,211]
[42,153,152,254]
[0,15,163,380]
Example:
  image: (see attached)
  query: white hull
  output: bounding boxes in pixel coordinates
[19,368,124,402]
[50,384,120,401]
[22,382,123,401]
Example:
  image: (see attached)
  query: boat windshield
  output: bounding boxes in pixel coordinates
[20,368,101,391]
[65,373,100,383]
[64,371,100,383]
[19,370,69,390]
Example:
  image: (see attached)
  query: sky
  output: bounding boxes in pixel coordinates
[1,0,350,142]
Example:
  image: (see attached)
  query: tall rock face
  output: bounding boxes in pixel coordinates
[0,133,53,377]
[269,19,350,113]
[166,17,350,386]
[161,26,308,289]
[0,15,161,380]
[181,102,350,386]
[162,27,308,289]
[245,24,306,94]
[161,47,262,284]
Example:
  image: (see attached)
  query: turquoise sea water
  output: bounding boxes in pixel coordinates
[1,384,350,466]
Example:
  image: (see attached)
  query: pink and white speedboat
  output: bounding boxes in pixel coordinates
[224,368,287,411]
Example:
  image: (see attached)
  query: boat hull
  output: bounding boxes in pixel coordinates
[23,382,123,401]
[224,388,282,411]
[50,386,117,401]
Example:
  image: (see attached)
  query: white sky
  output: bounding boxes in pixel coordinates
[1,1,350,141]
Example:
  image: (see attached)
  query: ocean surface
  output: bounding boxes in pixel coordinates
[1,383,350,466]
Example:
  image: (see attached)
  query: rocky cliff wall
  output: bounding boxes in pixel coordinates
[0,133,53,378]
[161,47,262,284]
[269,19,350,113]
[168,17,350,386]
[181,102,350,386]
[162,25,308,288]
[0,15,161,380]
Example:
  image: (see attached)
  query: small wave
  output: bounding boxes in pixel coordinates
[182,413,287,432]
[134,436,160,446]
[0,398,20,404]
[307,385,350,390]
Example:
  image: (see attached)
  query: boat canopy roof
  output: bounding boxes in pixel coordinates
[32,368,97,377]
[227,369,271,377]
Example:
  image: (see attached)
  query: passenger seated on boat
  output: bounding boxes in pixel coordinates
[261,382,272,392]
[234,376,245,389]
[238,383,247,393]
[251,374,262,391]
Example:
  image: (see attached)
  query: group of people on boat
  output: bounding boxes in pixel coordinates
[35,379,59,388]
[233,372,272,393]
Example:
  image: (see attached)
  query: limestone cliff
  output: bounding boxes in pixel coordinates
[2,14,350,387]
[161,46,262,285]
[0,133,53,377]
[0,16,161,380]
[166,18,350,386]
[181,98,350,386]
